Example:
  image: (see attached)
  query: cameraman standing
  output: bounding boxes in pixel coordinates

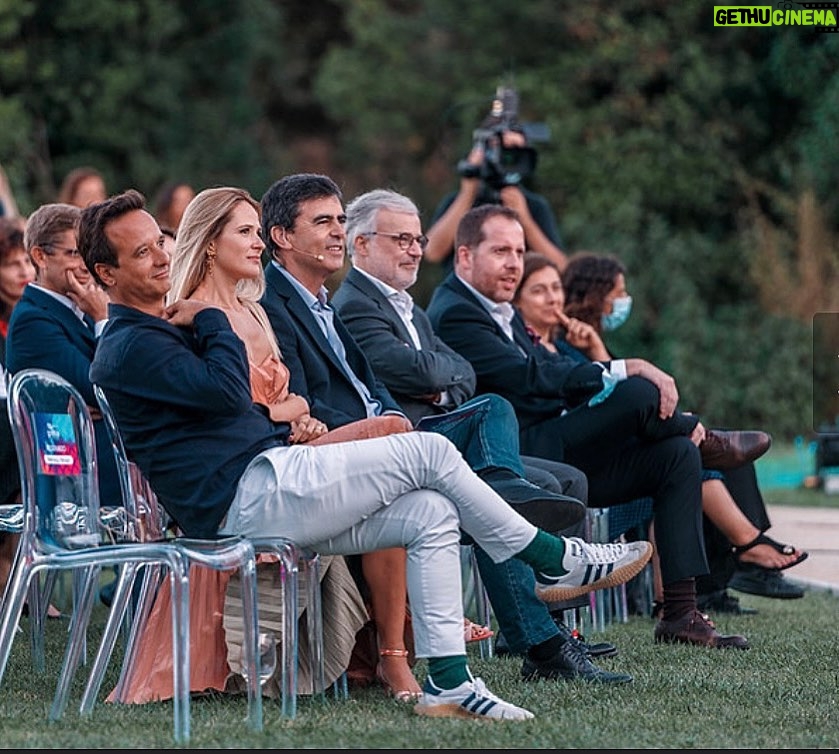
[424,122,567,274]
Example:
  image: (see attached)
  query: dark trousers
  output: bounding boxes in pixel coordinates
[0,399,20,506]
[518,376,708,585]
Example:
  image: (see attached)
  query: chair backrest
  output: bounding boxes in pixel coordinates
[8,368,102,551]
[93,384,166,542]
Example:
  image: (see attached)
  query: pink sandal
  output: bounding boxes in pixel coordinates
[464,618,494,643]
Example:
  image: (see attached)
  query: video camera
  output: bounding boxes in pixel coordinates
[457,85,549,192]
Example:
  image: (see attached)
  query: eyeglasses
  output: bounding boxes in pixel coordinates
[42,244,81,259]
[363,231,428,252]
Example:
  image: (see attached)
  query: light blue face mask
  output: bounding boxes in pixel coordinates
[601,295,633,332]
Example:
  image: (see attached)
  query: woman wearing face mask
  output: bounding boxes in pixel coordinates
[561,253,633,336]
[514,251,809,617]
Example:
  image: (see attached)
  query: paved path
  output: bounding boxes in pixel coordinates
[765,505,839,595]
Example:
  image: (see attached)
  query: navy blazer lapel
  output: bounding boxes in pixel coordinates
[269,265,356,377]
[444,274,513,344]
[511,311,538,354]
[26,286,96,347]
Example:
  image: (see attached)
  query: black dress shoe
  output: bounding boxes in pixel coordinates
[521,640,632,684]
[552,615,618,658]
[654,609,749,649]
[487,477,586,531]
[696,589,758,615]
[699,430,772,471]
[729,564,805,599]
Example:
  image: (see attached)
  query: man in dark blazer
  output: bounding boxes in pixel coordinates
[6,202,119,506]
[426,203,753,650]
[259,176,635,684]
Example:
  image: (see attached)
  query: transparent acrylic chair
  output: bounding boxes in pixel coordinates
[0,368,188,732]
[0,368,261,743]
[86,383,323,720]
[76,382,264,738]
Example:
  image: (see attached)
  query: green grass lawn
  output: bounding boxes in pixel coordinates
[2,586,838,749]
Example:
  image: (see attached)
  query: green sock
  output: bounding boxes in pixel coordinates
[518,530,568,577]
[427,655,470,689]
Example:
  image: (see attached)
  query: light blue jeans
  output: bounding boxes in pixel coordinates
[220,431,538,659]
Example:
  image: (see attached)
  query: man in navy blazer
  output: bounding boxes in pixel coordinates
[426,203,753,650]
[6,202,119,506]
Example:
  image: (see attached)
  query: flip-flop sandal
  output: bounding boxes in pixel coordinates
[464,618,494,643]
[733,533,809,571]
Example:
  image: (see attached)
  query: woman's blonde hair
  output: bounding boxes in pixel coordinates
[168,186,281,359]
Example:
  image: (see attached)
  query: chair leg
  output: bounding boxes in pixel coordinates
[169,565,190,744]
[111,563,164,703]
[304,554,326,701]
[469,548,494,660]
[0,563,36,687]
[277,545,299,719]
[28,575,46,673]
[49,565,100,721]
[80,561,143,714]
[236,554,263,732]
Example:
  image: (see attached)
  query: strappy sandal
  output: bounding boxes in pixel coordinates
[464,617,494,643]
[733,533,809,571]
[376,648,422,703]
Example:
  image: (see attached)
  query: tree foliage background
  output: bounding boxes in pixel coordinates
[2,0,837,439]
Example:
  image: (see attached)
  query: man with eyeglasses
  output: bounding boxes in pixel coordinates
[330,187,631,683]
[6,202,121,511]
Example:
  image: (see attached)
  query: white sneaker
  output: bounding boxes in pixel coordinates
[535,537,653,602]
[414,674,534,721]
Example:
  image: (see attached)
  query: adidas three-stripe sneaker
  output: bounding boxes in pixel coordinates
[414,673,534,721]
[535,537,653,602]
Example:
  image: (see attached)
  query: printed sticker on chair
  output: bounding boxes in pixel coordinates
[35,413,81,475]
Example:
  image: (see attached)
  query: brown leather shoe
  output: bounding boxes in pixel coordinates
[654,609,749,649]
[699,430,771,470]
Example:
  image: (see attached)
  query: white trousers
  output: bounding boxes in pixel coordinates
[220,431,538,658]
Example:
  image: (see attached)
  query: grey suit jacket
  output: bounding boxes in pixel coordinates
[331,268,476,425]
